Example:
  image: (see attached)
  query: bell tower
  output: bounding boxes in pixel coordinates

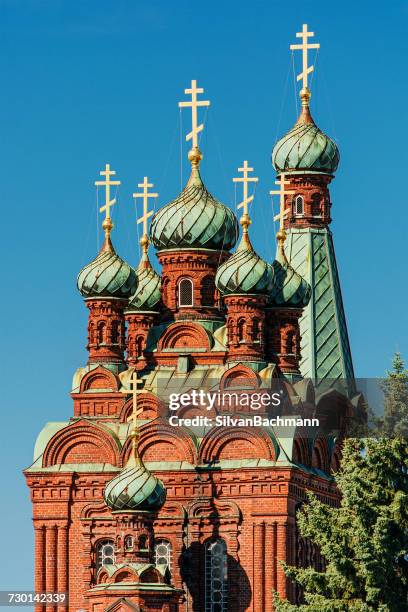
[271,24,354,383]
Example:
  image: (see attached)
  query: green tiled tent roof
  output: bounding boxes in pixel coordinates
[285,227,354,382]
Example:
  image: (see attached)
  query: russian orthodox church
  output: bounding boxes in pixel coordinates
[25,25,361,612]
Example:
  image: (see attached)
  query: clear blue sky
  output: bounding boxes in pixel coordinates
[0,0,406,593]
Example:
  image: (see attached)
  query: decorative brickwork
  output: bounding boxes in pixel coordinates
[86,299,127,366]
[157,250,228,320]
[224,295,267,362]
[25,77,354,611]
[281,174,333,230]
[265,307,303,374]
[125,311,156,368]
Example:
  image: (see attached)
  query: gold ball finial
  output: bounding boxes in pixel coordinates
[102,217,114,233]
[240,213,251,232]
[140,234,149,248]
[276,228,287,244]
[300,87,311,106]
[188,146,203,166]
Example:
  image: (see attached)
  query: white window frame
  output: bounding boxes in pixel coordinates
[293,195,304,217]
[96,539,115,571]
[178,278,194,307]
[205,539,228,612]
[154,539,172,574]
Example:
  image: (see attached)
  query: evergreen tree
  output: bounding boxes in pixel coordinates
[274,437,408,611]
[379,352,408,438]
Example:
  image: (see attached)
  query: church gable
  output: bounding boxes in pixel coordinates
[42,419,120,467]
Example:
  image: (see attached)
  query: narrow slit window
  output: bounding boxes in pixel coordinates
[294,195,304,216]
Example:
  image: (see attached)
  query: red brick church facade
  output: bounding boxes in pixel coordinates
[25,39,359,612]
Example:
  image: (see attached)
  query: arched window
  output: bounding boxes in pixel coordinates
[124,535,133,550]
[237,319,245,343]
[285,330,295,355]
[111,320,120,344]
[97,321,106,344]
[205,539,228,612]
[178,278,193,307]
[138,534,148,551]
[136,336,144,358]
[162,277,170,305]
[293,195,304,216]
[96,539,115,572]
[154,539,172,574]
[201,275,215,306]
[252,318,260,342]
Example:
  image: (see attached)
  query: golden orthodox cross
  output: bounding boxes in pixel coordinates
[233,160,258,217]
[95,163,121,220]
[178,79,210,149]
[121,371,144,452]
[133,177,158,236]
[270,174,295,229]
[290,24,320,90]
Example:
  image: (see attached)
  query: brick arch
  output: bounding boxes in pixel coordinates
[79,366,119,393]
[199,427,275,462]
[139,567,161,583]
[120,419,197,466]
[187,498,241,521]
[292,436,311,467]
[43,420,120,467]
[113,570,135,584]
[311,437,330,472]
[157,322,212,351]
[315,388,352,434]
[119,392,164,422]
[97,568,110,584]
[80,501,114,520]
[220,364,260,390]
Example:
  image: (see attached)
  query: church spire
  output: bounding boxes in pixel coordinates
[270,25,354,384]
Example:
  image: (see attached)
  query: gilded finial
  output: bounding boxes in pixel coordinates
[290,24,320,95]
[270,173,295,232]
[179,80,210,165]
[276,227,289,261]
[233,160,258,235]
[121,371,143,462]
[133,176,158,256]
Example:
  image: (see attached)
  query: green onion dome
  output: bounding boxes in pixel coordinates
[126,238,161,312]
[104,453,166,512]
[269,230,311,307]
[272,89,339,175]
[77,219,137,299]
[215,218,273,296]
[150,148,239,251]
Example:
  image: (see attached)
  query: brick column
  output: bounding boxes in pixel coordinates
[276,522,288,600]
[253,523,265,612]
[265,523,274,611]
[45,525,57,612]
[57,526,68,611]
[34,525,45,612]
